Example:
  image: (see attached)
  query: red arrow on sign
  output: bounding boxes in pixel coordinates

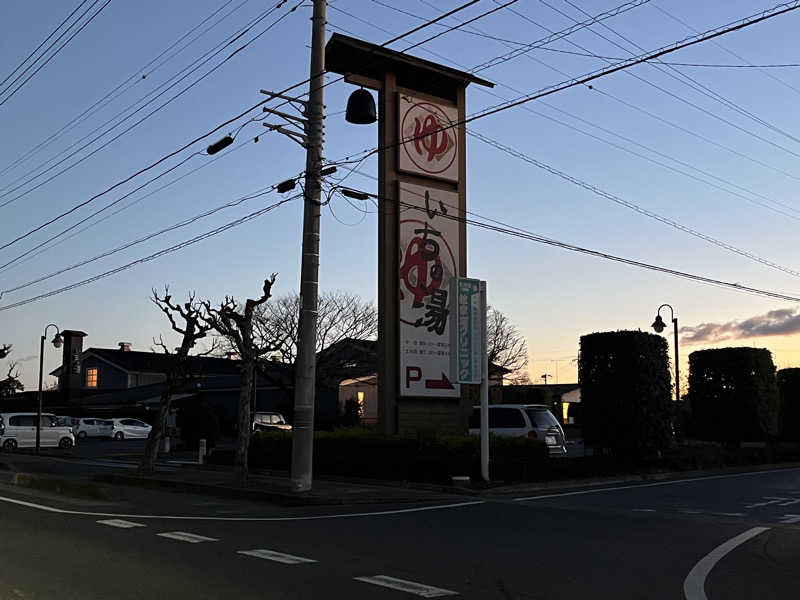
[425,372,454,390]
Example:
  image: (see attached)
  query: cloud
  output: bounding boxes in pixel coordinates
[680,307,800,345]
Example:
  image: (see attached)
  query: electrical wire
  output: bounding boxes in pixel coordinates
[363,2,800,220]
[0,0,299,210]
[1,134,262,276]
[0,162,305,298]
[333,183,800,303]
[469,0,652,73]
[0,0,111,107]
[0,0,247,181]
[0,0,90,90]
[324,0,800,178]
[0,193,304,312]
[551,0,800,150]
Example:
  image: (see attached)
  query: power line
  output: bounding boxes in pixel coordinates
[1,135,257,275]
[469,0,652,73]
[0,0,508,251]
[0,193,303,312]
[0,0,246,181]
[0,159,303,298]
[0,0,299,210]
[0,0,90,91]
[651,2,800,97]
[468,129,800,279]
[366,2,800,221]
[0,0,111,107]
[551,0,800,150]
[334,183,800,303]
[326,1,800,175]
[475,1,800,184]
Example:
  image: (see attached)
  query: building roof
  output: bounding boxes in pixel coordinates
[325,33,493,101]
[51,347,291,379]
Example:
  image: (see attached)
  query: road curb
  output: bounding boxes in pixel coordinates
[2,471,111,500]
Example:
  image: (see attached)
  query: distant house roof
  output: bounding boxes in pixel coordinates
[51,347,290,379]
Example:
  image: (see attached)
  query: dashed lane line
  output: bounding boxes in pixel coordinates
[683,527,770,600]
[97,519,146,528]
[354,575,459,597]
[156,531,218,543]
[237,549,317,564]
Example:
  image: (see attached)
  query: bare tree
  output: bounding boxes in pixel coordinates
[487,307,529,384]
[201,275,281,484]
[253,290,377,376]
[139,288,214,475]
[0,344,23,398]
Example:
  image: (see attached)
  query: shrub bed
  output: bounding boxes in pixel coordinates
[241,428,549,483]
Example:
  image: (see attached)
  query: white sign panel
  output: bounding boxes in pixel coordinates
[398,182,460,397]
[398,94,459,183]
[449,278,485,385]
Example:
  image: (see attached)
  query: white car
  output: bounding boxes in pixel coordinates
[110,418,152,440]
[0,412,76,450]
[72,418,113,439]
[468,404,568,456]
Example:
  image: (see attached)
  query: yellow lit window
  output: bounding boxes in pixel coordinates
[86,368,98,388]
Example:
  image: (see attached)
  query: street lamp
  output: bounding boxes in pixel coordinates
[651,304,680,405]
[36,324,62,455]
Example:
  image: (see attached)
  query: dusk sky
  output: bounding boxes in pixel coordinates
[2,0,800,389]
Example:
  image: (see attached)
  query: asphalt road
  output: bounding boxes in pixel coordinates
[0,464,798,599]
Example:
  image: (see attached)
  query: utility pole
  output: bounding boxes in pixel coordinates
[291,0,326,493]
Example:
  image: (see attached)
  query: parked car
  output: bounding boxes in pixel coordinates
[110,418,152,440]
[72,418,113,439]
[468,404,567,456]
[0,412,76,450]
[252,412,292,432]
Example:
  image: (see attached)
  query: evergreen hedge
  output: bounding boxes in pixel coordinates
[579,330,673,457]
[777,368,800,441]
[688,347,779,443]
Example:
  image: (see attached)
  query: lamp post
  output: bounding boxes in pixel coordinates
[36,324,62,455]
[652,304,680,405]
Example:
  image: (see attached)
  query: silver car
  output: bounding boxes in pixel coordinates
[72,418,113,439]
[468,404,568,456]
[110,418,152,440]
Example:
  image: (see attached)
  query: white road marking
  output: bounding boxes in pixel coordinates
[97,519,145,528]
[0,494,484,522]
[744,498,787,509]
[631,508,656,512]
[156,531,218,543]
[708,512,746,517]
[513,467,800,502]
[778,499,800,507]
[354,575,458,597]
[683,527,769,600]
[777,514,800,524]
[237,549,317,564]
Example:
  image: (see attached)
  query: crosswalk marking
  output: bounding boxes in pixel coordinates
[97,519,145,529]
[156,531,218,543]
[777,514,800,524]
[354,575,458,597]
[237,549,317,564]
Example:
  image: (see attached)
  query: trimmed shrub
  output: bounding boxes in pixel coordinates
[579,330,673,458]
[777,368,800,442]
[247,428,548,482]
[688,347,779,443]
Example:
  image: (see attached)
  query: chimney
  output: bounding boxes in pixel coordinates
[59,330,87,397]
[118,342,131,352]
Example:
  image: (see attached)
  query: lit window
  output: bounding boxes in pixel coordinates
[86,368,98,388]
[562,402,569,423]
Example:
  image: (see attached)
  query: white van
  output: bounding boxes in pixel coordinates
[0,413,76,450]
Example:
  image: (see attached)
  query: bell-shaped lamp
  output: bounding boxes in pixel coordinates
[345,88,377,125]
[651,315,666,333]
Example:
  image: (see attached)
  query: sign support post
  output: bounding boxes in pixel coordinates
[480,281,489,482]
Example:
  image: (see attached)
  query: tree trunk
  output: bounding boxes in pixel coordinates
[234,359,253,484]
[139,386,172,474]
